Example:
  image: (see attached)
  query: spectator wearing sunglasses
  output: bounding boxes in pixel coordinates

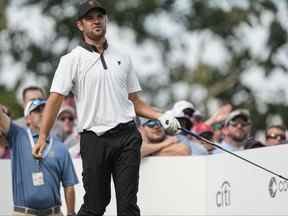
[0,100,78,215]
[15,86,46,127]
[57,106,80,158]
[15,86,66,142]
[213,109,252,154]
[139,119,190,158]
[265,125,287,146]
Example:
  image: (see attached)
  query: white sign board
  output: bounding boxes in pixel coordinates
[206,145,288,215]
[1,145,288,215]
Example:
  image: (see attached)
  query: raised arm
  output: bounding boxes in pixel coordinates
[32,92,64,158]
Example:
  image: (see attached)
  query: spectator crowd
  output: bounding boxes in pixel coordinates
[1,85,287,160]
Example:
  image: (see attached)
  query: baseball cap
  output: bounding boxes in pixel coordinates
[169,100,195,118]
[58,106,76,118]
[193,122,213,134]
[224,109,251,126]
[193,122,214,140]
[77,0,106,20]
[24,99,47,117]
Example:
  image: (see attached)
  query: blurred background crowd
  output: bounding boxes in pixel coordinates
[1,0,288,158]
[0,85,287,159]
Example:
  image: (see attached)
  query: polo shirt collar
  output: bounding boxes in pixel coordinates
[80,39,108,53]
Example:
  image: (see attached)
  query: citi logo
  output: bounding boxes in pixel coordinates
[216,181,231,208]
[268,177,288,198]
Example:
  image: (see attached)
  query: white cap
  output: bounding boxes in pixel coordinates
[169,100,195,118]
[224,109,251,126]
[24,99,47,117]
[57,106,76,118]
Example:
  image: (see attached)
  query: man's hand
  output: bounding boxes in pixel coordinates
[158,112,181,135]
[32,137,47,159]
[205,104,232,126]
[0,104,9,114]
[32,92,65,159]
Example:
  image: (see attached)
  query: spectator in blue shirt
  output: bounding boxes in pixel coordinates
[0,100,78,216]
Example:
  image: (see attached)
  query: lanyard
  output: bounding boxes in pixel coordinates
[27,129,53,159]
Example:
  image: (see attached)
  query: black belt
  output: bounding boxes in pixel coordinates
[14,206,60,216]
[103,120,135,136]
[82,121,136,136]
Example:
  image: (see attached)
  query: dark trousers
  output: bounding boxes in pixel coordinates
[77,121,142,216]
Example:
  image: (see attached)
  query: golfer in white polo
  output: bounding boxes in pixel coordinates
[32,1,180,215]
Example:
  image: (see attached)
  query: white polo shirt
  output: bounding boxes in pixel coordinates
[50,43,141,135]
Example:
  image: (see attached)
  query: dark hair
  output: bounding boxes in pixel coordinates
[265,125,286,136]
[199,131,213,141]
[176,117,193,130]
[22,86,45,101]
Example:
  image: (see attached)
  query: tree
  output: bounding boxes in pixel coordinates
[0,0,7,30]
[1,0,288,133]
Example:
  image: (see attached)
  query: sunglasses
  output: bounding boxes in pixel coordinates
[266,134,286,140]
[143,120,162,128]
[59,116,74,122]
[31,98,46,106]
[229,121,251,128]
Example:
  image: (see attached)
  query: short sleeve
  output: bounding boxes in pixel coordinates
[50,53,78,96]
[176,134,192,152]
[61,149,79,187]
[7,122,22,149]
[127,56,142,93]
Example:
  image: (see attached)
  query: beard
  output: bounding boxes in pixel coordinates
[86,27,106,41]
[230,132,248,143]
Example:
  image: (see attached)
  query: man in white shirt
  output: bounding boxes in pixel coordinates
[32,1,180,215]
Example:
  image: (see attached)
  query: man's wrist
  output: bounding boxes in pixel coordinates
[38,134,47,141]
[67,212,76,216]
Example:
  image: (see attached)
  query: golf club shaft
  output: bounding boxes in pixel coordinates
[180,128,288,181]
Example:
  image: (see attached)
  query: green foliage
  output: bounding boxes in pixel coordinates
[0,86,22,118]
[1,0,288,131]
[0,0,7,30]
